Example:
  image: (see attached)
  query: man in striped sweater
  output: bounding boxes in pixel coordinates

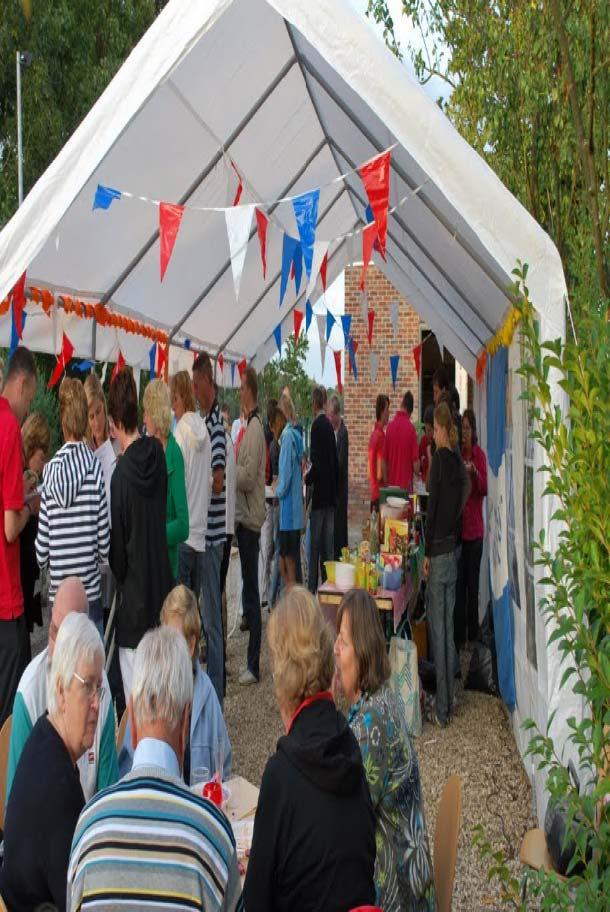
[35,378,110,638]
[68,626,242,912]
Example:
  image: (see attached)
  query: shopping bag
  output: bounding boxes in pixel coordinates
[389,636,422,738]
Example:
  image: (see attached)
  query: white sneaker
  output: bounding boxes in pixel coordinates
[239,669,259,686]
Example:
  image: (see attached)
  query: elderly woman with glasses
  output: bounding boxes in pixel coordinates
[335,589,435,912]
[1,613,105,912]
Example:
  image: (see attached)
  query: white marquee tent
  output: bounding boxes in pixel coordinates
[0,0,577,819]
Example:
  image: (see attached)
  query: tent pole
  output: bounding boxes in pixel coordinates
[167,136,328,344]
[99,55,298,306]
[214,184,346,356]
[297,54,513,303]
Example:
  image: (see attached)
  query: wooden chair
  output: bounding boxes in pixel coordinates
[0,894,7,911]
[116,707,128,751]
[434,774,462,912]
[0,714,12,831]
[520,827,568,882]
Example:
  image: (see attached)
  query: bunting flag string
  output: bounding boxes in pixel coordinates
[225,204,255,301]
[340,314,352,348]
[367,309,375,346]
[111,350,126,382]
[274,323,282,355]
[159,202,185,280]
[48,332,74,389]
[333,350,343,394]
[390,354,400,391]
[369,350,379,383]
[293,309,304,338]
[255,208,269,278]
[305,299,313,333]
[412,342,422,377]
[359,150,391,258]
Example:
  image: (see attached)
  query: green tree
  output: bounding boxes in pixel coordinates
[0,0,163,225]
[258,332,316,425]
[365,1,609,319]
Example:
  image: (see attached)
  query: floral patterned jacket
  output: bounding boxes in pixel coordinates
[348,683,435,912]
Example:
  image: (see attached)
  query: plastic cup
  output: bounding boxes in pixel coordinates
[191,766,210,795]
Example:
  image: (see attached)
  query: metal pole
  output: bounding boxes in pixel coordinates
[16,51,23,206]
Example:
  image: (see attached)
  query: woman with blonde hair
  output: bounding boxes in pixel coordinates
[244,586,375,912]
[36,379,109,638]
[84,372,117,512]
[20,412,51,653]
[143,379,189,579]
[423,401,469,727]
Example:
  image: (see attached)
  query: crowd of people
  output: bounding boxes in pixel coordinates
[0,343,487,910]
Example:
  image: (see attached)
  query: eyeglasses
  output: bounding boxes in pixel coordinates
[73,671,105,703]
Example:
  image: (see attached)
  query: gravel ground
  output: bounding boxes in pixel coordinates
[225,611,537,911]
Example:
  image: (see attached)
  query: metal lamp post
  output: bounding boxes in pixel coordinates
[16,50,33,206]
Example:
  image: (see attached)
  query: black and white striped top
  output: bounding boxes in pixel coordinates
[35,441,110,603]
[205,401,226,547]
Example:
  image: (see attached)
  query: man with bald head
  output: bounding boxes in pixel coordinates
[6,576,118,803]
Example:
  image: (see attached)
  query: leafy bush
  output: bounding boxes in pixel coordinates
[474,263,610,908]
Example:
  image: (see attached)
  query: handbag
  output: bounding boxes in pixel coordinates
[389,636,422,737]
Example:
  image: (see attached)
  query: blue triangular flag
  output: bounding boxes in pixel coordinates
[349,337,358,382]
[9,310,26,360]
[74,360,94,373]
[292,189,320,280]
[280,234,299,307]
[149,343,158,378]
[230,361,236,386]
[92,184,122,211]
[293,243,303,295]
[390,354,400,390]
[326,310,336,342]
[183,338,191,350]
[306,299,313,332]
[341,314,352,348]
[274,323,282,355]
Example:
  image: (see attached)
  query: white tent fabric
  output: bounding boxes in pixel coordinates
[0,0,573,822]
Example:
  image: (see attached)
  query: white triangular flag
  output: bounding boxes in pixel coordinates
[320,339,327,373]
[347,232,357,267]
[225,204,255,302]
[305,240,330,301]
[360,291,368,323]
[370,351,379,383]
[133,367,141,400]
[100,362,108,384]
[316,313,326,350]
[390,300,399,336]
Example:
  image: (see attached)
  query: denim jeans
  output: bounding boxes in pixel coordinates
[308,506,335,593]
[456,538,483,644]
[268,505,282,607]
[427,550,458,724]
[236,524,261,679]
[178,543,202,606]
[200,543,224,708]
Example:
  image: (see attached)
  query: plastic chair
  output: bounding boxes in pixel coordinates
[433,774,462,912]
[116,707,128,751]
[0,714,12,830]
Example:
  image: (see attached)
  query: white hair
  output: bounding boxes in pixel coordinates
[132,626,193,728]
[48,613,104,716]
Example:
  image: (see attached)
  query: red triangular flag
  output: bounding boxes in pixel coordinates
[293,309,304,338]
[360,223,377,291]
[320,251,328,292]
[413,342,422,377]
[367,309,375,346]
[255,209,269,279]
[231,161,243,207]
[359,150,391,258]
[47,332,74,389]
[10,272,27,339]
[218,352,224,378]
[476,350,487,386]
[333,349,343,394]
[111,350,125,383]
[159,202,185,281]
[237,358,247,380]
[157,343,168,379]
[290,260,295,281]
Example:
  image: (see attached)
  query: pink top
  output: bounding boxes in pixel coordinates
[461,443,488,541]
[385,411,419,491]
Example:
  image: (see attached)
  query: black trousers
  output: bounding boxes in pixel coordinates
[237,525,261,679]
[455,538,483,644]
[0,614,29,728]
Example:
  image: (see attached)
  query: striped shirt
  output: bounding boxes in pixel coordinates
[205,401,226,546]
[35,441,110,602]
[67,765,243,912]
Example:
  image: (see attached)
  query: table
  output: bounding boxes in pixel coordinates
[191,775,259,883]
[318,582,410,641]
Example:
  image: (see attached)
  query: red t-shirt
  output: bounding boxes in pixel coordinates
[385,410,419,491]
[419,433,432,484]
[368,422,386,502]
[0,397,25,619]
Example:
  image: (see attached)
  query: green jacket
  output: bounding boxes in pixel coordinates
[165,433,189,578]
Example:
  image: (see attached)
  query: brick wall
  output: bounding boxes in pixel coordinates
[343,265,424,520]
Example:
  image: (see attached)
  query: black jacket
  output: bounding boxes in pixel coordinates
[110,436,173,647]
[244,697,376,912]
[307,412,338,510]
[425,446,468,556]
[1,715,85,912]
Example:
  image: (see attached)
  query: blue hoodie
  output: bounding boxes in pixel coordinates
[276,423,304,532]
